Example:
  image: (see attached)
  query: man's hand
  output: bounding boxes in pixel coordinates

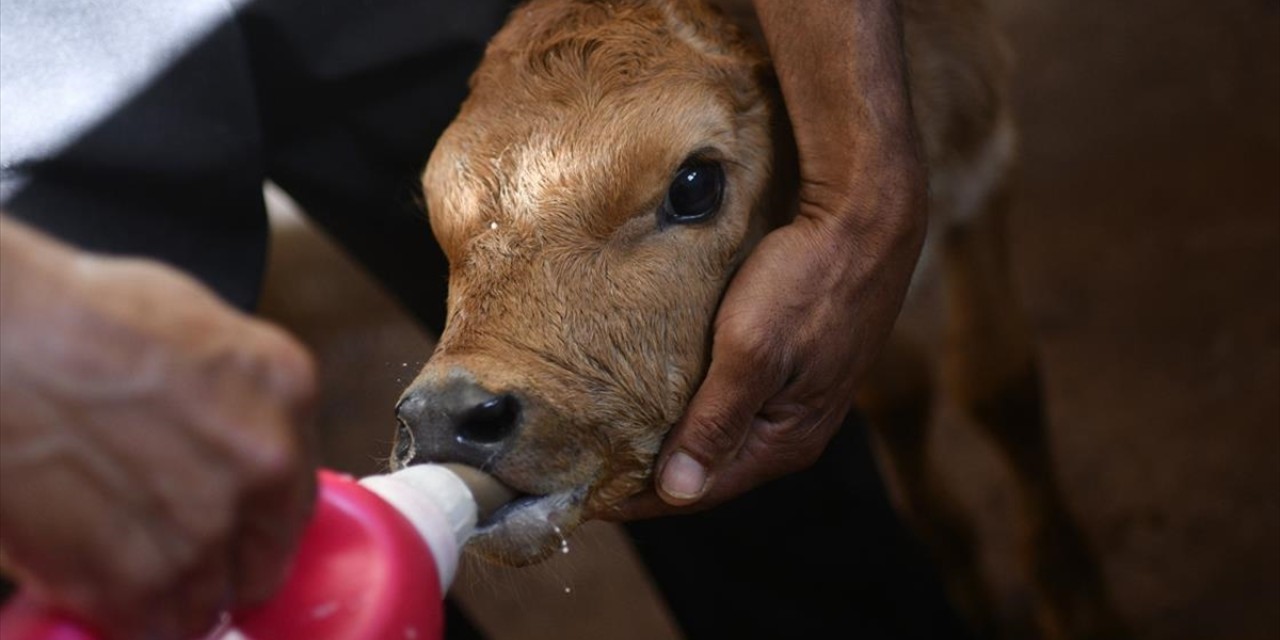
[615,0,925,518]
[0,218,318,639]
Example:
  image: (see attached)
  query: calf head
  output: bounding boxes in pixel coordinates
[395,0,783,565]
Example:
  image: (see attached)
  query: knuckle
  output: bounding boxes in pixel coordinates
[224,422,310,503]
[756,416,831,471]
[718,315,764,354]
[684,412,744,459]
[250,325,318,406]
[756,421,806,450]
[274,344,319,405]
[240,435,302,490]
[718,320,780,370]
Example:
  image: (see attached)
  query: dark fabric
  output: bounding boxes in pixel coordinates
[3,16,271,308]
[626,414,975,640]
[235,0,513,329]
[3,0,511,327]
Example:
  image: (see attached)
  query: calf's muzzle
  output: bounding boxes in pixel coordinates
[394,371,523,468]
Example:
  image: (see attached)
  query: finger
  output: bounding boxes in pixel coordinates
[224,326,318,606]
[13,461,168,639]
[231,469,314,606]
[230,428,315,605]
[88,510,184,640]
[605,488,707,522]
[171,554,233,638]
[231,514,298,606]
[604,489,666,521]
[728,402,849,487]
[656,343,780,507]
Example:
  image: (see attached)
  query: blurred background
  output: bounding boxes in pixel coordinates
[258,0,1279,638]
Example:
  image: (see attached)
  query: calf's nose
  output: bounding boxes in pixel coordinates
[454,393,521,444]
[395,374,523,466]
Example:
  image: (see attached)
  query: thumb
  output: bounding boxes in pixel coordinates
[657,345,779,506]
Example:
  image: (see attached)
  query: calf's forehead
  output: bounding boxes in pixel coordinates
[425,82,739,248]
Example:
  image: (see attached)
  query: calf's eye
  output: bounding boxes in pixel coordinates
[661,162,724,226]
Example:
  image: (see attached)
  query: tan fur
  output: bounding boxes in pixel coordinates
[404,1,1124,637]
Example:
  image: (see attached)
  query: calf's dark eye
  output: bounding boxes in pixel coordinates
[661,162,724,225]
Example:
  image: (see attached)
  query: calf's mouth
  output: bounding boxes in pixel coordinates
[466,485,590,564]
[392,368,640,565]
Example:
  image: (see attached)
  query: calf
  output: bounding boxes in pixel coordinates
[392,1,1124,637]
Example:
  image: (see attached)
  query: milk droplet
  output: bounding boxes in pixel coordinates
[489,221,499,230]
[552,524,570,554]
[564,587,572,594]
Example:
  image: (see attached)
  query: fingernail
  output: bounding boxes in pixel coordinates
[661,452,707,500]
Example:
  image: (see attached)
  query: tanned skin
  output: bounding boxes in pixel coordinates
[0,217,318,639]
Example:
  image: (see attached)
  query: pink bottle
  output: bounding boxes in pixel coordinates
[0,465,488,640]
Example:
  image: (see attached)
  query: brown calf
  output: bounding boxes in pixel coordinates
[393,1,1124,638]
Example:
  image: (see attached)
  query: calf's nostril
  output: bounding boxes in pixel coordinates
[456,393,521,444]
[392,418,416,466]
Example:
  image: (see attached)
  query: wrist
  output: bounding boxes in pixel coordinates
[800,150,927,247]
[750,0,924,240]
